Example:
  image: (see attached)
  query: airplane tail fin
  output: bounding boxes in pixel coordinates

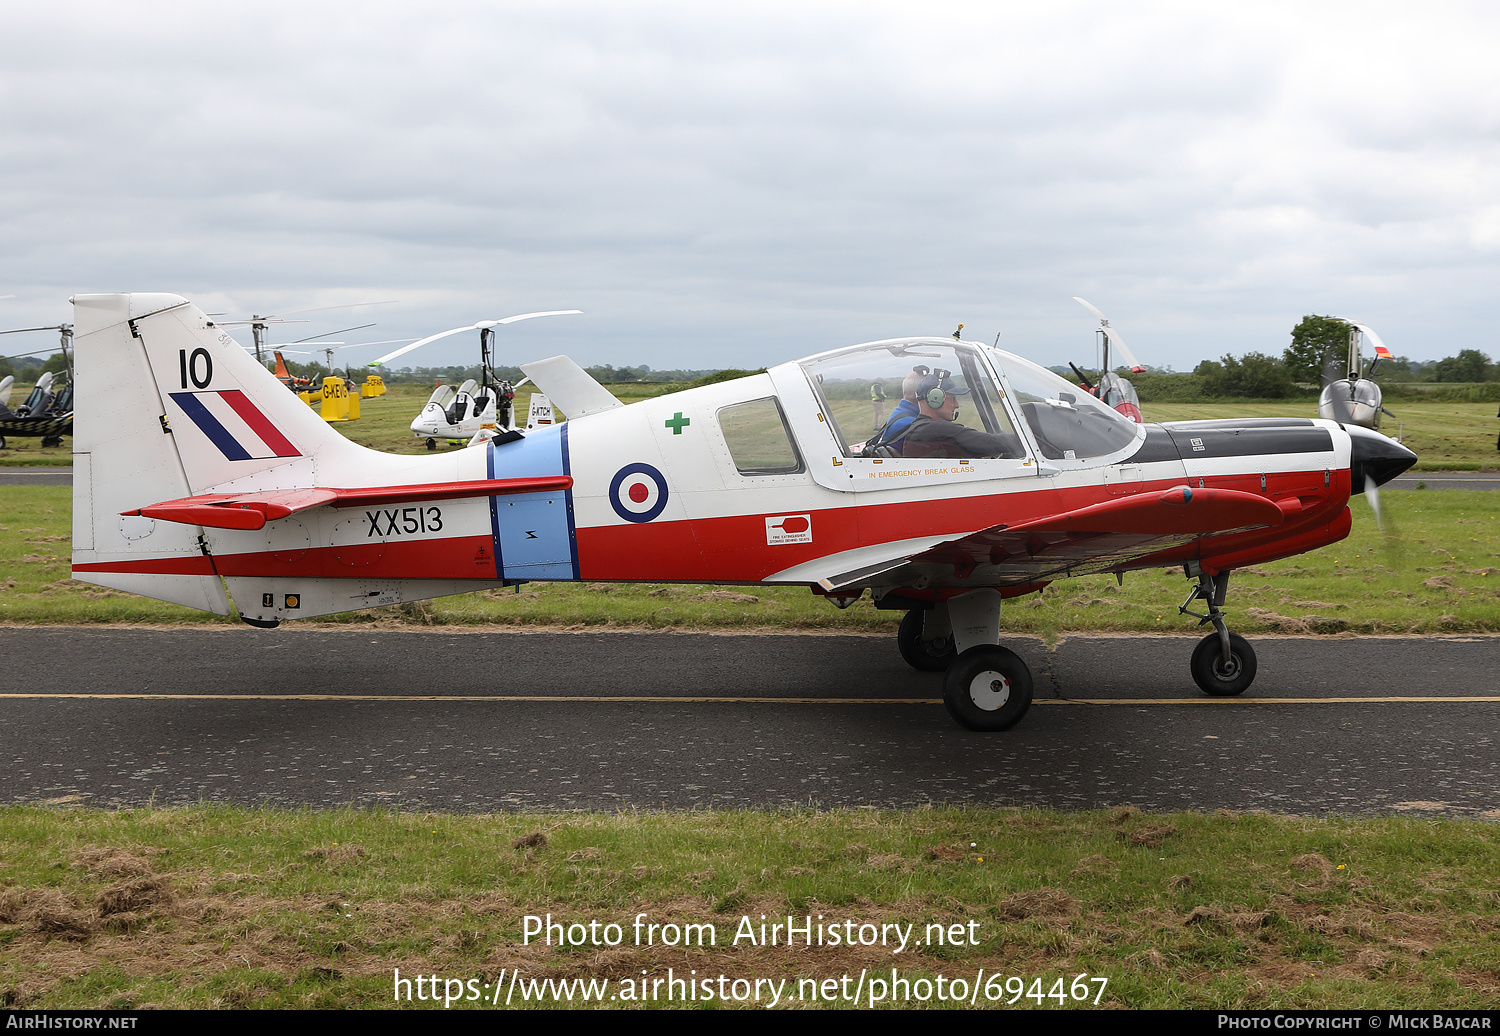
[69,293,361,613]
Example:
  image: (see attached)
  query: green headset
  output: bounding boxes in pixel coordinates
[917,368,966,408]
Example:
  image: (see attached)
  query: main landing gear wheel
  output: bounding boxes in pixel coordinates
[943,646,1033,731]
[897,609,956,672]
[1190,632,1257,696]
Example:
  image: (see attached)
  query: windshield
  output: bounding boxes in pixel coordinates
[988,349,1141,461]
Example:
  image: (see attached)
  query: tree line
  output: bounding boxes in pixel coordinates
[1203,314,1498,396]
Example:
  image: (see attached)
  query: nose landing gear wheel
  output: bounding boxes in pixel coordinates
[942,645,1033,731]
[897,608,956,672]
[1190,632,1256,696]
[426,437,437,451]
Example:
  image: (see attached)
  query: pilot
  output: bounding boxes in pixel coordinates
[902,371,1025,459]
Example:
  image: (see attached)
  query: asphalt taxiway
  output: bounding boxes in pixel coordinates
[2,628,1496,816]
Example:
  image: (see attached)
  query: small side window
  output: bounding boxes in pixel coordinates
[718,397,803,475]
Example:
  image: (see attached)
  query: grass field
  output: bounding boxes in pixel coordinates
[1,806,1496,1009]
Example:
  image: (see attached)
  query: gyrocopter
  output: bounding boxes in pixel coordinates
[366,311,581,449]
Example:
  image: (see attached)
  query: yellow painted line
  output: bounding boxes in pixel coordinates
[1053,696,1500,705]
[1,694,1498,705]
[0,694,939,704]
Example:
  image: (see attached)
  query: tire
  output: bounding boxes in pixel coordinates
[1190,632,1256,696]
[426,438,437,451]
[897,608,956,672]
[942,646,1033,731]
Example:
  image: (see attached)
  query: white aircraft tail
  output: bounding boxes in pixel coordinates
[69,293,363,612]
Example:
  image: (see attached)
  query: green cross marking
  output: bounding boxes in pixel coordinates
[665,412,691,435]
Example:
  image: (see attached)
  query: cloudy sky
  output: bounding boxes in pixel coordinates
[2,1,1497,372]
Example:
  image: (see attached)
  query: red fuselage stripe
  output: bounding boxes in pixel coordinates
[219,390,302,458]
[74,556,218,576]
[212,535,500,580]
[74,468,1352,585]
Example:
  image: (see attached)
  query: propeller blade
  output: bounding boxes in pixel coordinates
[1365,473,1383,533]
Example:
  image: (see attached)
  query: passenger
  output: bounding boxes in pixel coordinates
[902,371,1025,459]
[866,367,926,454]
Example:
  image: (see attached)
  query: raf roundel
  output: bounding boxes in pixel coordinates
[608,463,670,523]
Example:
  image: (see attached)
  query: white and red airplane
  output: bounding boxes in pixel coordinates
[69,294,1416,731]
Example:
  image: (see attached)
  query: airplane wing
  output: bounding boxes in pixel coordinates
[124,476,572,531]
[809,486,1285,591]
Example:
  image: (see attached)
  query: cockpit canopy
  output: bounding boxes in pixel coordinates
[797,338,1141,462]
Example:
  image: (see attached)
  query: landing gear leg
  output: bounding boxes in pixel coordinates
[936,589,1033,731]
[1180,566,1256,696]
[897,607,955,672]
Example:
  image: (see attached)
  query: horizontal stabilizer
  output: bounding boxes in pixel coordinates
[127,476,573,531]
[519,355,623,419]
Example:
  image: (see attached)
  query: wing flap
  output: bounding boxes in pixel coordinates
[127,476,573,531]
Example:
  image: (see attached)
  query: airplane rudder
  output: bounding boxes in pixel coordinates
[124,297,351,490]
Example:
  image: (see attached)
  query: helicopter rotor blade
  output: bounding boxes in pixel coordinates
[272,300,399,319]
[369,311,580,366]
[1102,326,1142,371]
[1072,297,1108,323]
[1072,298,1143,371]
[289,323,376,345]
[368,325,478,367]
[483,309,582,327]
